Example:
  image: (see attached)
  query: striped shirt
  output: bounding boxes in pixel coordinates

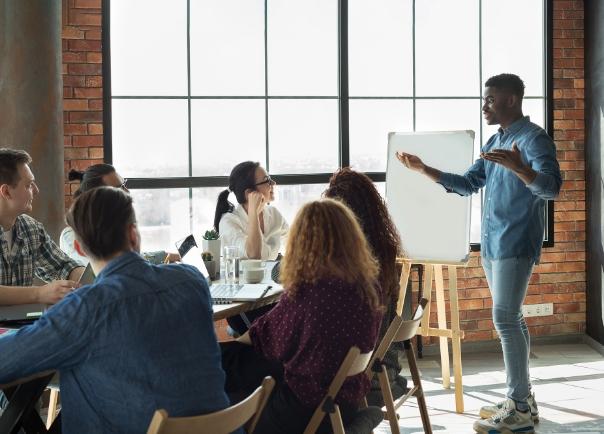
[0,214,81,286]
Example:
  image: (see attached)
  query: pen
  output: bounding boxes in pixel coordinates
[258,286,272,300]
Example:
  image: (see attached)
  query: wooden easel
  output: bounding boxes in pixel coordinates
[397,258,467,414]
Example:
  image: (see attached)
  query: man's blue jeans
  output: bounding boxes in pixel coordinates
[482,256,535,406]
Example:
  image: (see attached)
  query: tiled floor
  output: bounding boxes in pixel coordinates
[375,341,604,433]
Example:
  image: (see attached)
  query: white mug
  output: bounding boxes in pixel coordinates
[243,267,265,284]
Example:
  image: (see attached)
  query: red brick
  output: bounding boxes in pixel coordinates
[68,63,102,75]
[63,75,86,87]
[69,111,102,123]
[63,52,87,63]
[73,135,103,147]
[554,302,581,313]
[63,99,89,111]
[69,10,101,26]
[68,39,101,52]
[74,0,101,8]
[87,52,102,64]
[87,123,103,135]
[89,99,103,110]
[85,30,102,40]
[89,147,104,159]
[86,76,102,87]
[74,87,103,98]
[63,26,85,39]
[64,147,89,159]
[64,123,88,135]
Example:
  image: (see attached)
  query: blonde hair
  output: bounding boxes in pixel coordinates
[280,198,382,312]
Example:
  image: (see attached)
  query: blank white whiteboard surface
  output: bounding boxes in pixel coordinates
[386,131,475,263]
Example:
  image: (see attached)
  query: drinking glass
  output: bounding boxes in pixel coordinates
[223,246,240,284]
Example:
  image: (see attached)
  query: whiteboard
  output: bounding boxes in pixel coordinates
[386,131,475,263]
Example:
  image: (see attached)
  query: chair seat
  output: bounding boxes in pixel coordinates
[344,406,384,434]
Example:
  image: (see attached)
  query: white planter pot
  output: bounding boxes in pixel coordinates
[201,238,222,267]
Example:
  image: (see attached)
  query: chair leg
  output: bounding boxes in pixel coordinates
[330,405,345,434]
[377,366,400,434]
[406,341,432,434]
[46,389,59,428]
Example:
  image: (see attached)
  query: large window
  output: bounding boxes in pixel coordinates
[103,0,551,253]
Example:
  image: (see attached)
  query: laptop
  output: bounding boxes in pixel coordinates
[0,264,96,326]
[181,245,281,304]
[79,263,95,285]
[0,303,46,325]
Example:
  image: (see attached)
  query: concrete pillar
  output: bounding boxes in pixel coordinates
[0,1,64,241]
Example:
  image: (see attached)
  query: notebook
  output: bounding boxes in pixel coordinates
[181,246,280,304]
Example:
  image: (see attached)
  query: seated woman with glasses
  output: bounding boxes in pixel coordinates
[221,199,384,434]
[61,164,179,265]
[214,161,288,260]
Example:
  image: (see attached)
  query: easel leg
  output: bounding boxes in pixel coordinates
[420,265,433,337]
[396,261,412,316]
[448,266,464,413]
[434,265,450,389]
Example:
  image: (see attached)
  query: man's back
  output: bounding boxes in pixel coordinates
[0,252,229,434]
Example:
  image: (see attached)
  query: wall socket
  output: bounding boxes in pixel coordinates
[522,303,554,317]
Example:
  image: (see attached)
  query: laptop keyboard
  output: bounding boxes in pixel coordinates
[212,284,244,298]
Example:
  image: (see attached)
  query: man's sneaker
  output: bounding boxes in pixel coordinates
[474,398,534,433]
[479,393,539,423]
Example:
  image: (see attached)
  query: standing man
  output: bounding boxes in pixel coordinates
[0,148,83,305]
[0,187,232,434]
[397,74,561,434]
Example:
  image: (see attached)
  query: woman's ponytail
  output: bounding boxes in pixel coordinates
[214,189,234,232]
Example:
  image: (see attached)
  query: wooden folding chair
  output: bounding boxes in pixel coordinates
[303,346,378,434]
[146,376,275,434]
[365,298,432,434]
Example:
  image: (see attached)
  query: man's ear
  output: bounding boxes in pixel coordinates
[507,94,518,108]
[74,238,88,258]
[0,184,12,200]
[127,223,140,251]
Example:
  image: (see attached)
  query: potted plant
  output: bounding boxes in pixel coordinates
[201,229,221,269]
[202,251,217,280]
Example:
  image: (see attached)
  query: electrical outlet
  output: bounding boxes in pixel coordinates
[522,303,554,318]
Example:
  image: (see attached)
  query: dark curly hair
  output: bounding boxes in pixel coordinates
[324,167,403,304]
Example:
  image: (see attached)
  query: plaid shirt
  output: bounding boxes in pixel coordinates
[0,214,81,286]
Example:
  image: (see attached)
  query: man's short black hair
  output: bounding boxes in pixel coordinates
[485,73,525,99]
[66,187,136,260]
[0,148,32,186]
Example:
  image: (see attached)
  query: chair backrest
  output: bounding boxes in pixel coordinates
[303,346,374,434]
[393,297,428,343]
[365,298,428,378]
[146,376,275,434]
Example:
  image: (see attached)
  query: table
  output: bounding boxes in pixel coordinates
[0,371,60,434]
[211,263,283,321]
[212,290,282,321]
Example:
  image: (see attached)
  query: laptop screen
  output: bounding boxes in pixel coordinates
[181,246,211,284]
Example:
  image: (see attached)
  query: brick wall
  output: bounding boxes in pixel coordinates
[62,0,104,210]
[61,0,586,343]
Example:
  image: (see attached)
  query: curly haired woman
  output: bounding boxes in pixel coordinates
[222,199,384,434]
[324,167,407,404]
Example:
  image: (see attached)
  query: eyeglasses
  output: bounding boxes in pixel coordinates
[253,175,274,187]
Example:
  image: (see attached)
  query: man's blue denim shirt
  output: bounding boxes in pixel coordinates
[438,116,562,262]
[0,251,231,434]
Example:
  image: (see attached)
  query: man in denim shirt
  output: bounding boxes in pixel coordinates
[0,187,231,434]
[397,74,562,434]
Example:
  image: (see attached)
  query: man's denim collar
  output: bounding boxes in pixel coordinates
[498,115,530,137]
[96,250,144,279]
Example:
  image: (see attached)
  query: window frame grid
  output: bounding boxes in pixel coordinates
[101,0,555,249]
